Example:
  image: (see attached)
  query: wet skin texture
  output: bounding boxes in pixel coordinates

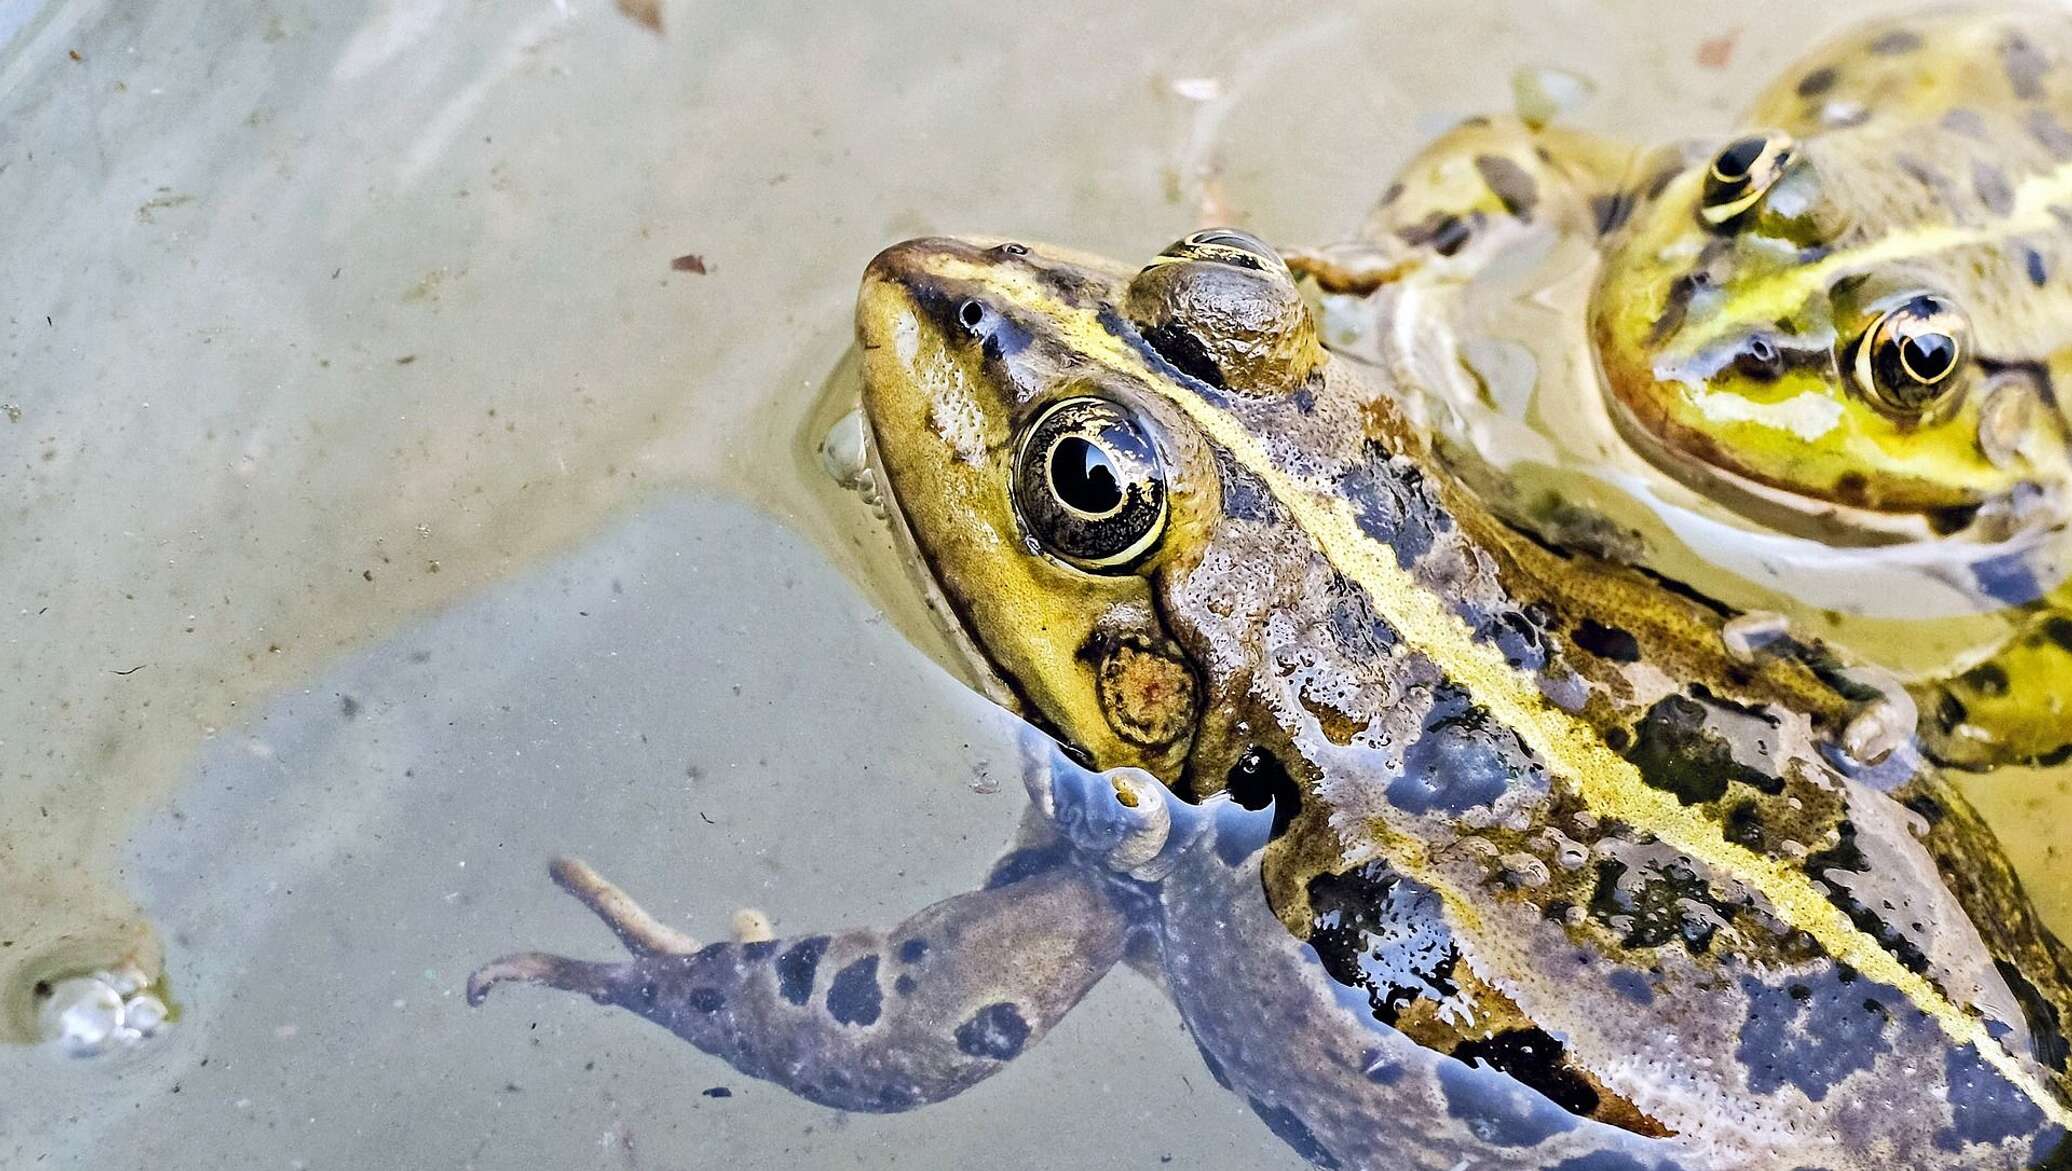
[1297,5,2072,769]
[471,230,2072,1169]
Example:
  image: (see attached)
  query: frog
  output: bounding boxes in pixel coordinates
[1287,5,2072,770]
[469,228,2072,1169]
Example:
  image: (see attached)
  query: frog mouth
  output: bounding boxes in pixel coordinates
[856,408,1042,726]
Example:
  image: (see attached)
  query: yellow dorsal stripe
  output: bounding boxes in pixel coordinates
[925,253,2071,1125]
[1674,157,2072,355]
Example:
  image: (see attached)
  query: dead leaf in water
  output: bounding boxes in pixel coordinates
[670,254,708,274]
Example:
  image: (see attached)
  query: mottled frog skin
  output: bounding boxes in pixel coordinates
[1298,5,2072,768]
[471,230,2072,1169]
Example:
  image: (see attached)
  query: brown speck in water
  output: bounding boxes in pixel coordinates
[68,49,81,62]
[670,253,708,274]
[362,569,374,582]
[615,0,662,33]
[3,404,19,423]
[395,354,417,365]
[1696,30,1738,69]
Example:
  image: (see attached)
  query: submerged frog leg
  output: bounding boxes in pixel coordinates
[1922,606,2072,769]
[467,855,1131,1113]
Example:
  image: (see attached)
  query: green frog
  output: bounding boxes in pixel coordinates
[1294,6,2072,769]
[470,229,2072,1168]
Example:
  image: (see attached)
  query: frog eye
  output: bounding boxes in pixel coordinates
[1123,229,1322,395]
[1012,397,1168,572]
[1848,294,1969,415]
[1700,132,1796,227]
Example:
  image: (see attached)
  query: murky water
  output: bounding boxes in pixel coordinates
[3,0,2065,1166]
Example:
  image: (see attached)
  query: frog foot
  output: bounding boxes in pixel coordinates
[468,852,1132,1112]
[1281,242,1419,295]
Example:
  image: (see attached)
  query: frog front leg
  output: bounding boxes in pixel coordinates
[467,852,1131,1113]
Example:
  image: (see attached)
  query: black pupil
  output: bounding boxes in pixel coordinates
[1901,330,1956,381]
[1717,137,1766,181]
[958,300,985,329]
[1051,436,1124,514]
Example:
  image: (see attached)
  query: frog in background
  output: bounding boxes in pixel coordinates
[1291,4,2072,769]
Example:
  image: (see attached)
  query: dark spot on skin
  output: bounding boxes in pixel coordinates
[740,940,778,962]
[1453,1028,1602,1120]
[2001,31,2050,101]
[953,1002,1030,1061]
[776,936,829,1005]
[1572,619,1641,663]
[898,938,928,963]
[1935,1042,2047,1151]
[1607,969,1654,1005]
[1214,451,1274,522]
[893,973,915,997]
[1589,856,1732,953]
[1738,968,1893,1099]
[2045,615,2072,653]
[1974,162,2016,216]
[1961,662,2012,699]
[1473,154,1540,219]
[1723,800,1767,849]
[1227,746,1301,839]
[1378,180,1405,206]
[1246,1098,1342,1169]
[1326,581,1400,661]
[1928,502,1983,537]
[1308,862,1459,1028]
[1340,445,1448,569]
[1806,821,1931,975]
[685,986,725,1013]
[1591,191,1636,235]
[1971,550,2045,606]
[1391,683,1534,815]
[1624,694,1780,805]
[1140,322,1226,389]
[2029,109,2072,159]
[1603,726,1630,751]
[1436,1050,1580,1147]
[1477,607,1548,671]
[2026,246,2050,287]
[826,955,882,1027]
[1940,108,1988,140]
[1396,211,1475,258]
[984,843,1068,889]
[1832,471,1870,506]
[1796,66,1839,98]
[1995,958,2069,1073]
[1871,28,1922,55]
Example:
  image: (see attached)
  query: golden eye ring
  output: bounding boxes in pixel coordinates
[1848,293,1969,416]
[1011,397,1169,572]
[1700,132,1797,227]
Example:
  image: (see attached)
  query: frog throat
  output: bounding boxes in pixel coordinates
[913,250,2072,1129]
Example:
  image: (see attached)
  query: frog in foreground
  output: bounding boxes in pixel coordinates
[470,231,2072,1168]
[1292,5,2072,768]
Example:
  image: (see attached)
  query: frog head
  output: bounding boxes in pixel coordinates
[855,230,1321,781]
[1590,128,2072,538]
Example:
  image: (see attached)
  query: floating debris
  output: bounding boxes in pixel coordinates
[670,254,707,274]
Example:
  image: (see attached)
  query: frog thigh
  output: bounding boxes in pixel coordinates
[468,855,1130,1113]
[1156,834,1680,1170]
